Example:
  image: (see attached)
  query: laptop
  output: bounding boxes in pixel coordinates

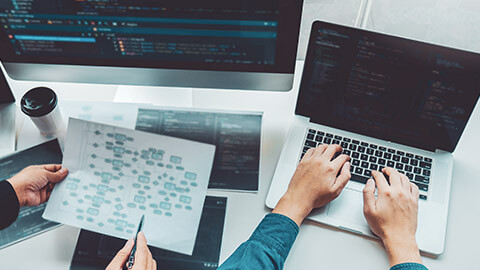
[0,66,15,155]
[266,21,480,255]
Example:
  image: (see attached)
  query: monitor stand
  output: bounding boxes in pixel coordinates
[114,85,193,107]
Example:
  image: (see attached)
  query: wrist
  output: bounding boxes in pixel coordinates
[382,233,422,267]
[6,179,25,207]
[272,191,313,227]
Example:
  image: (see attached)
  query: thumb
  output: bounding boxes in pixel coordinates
[106,239,134,270]
[47,167,69,184]
[363,178,376,215]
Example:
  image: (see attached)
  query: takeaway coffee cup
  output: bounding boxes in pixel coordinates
[21,87,64,136]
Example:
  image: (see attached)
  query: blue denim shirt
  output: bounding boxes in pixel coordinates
[218,213,428,270]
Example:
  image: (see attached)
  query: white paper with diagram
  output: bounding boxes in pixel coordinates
[43,118,215,255]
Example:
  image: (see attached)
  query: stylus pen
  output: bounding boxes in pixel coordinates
[127,214,145,269]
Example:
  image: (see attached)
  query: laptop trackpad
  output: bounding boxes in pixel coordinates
[327,188,368,226]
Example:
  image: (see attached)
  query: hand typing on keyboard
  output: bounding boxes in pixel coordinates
[363,168,423,267]
[272,144,351,226]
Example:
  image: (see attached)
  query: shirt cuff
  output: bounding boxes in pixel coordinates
[248,213,299,261]
[390,263,429,270]
[0,180,20,230]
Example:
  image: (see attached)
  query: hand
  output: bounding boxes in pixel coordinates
[273,144,351,226]
[363,168,422,267]
[6,164,68,207]
[107,232,157,270]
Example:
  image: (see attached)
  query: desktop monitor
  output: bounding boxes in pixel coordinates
[0,0,303,91]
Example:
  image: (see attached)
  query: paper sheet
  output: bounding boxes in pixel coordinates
[43,118,215,255]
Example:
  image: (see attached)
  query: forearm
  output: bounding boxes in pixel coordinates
[218,213,299,270]
[383,235,423,267]
[0,180,20,230]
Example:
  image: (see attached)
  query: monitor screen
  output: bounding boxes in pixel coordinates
[0,0,302,76]
[297,21,480,152]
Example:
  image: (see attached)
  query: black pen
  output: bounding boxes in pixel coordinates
[127,214,145,269]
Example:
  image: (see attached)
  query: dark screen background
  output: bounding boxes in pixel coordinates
[297,21,480,152]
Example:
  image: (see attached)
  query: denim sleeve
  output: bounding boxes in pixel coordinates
[390,263,429,270]
[217,213,299,270]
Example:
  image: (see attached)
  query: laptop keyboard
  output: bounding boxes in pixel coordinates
[301,129,432,200]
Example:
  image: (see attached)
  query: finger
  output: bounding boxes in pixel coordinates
[106,239,134,270]
[371,170,389,191]
[330,154,351,173]
[152,259,157,270]
[333,162,351,191]
[134,232,149,269]
[42,164,63,172]
[400,174,410,190]
[146,248,153,270]
[318,144,342,161]
[410,182,420,200]
[301,147,316,161]
[382,167,402,188]
[363,178,376,214]
[46,167,69,184]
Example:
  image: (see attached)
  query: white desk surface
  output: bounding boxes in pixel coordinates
[1,60,479,270]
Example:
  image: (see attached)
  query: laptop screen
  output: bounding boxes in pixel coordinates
[296,21,480,152]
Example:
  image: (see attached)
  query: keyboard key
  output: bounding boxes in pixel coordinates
[351,174,368,184]
[406,173,414,180]
[419,194,427,200]
[350,165,355,172]
[360,154,368,161]
[413,182,428,191]
[404,165,413,172]
[414,175,430,184]
[361,142,369,147]
[303,146,310,152]
[315,135,323,142]
[370,144,378,149]
[324,138,332,144]
[341,142,349,148]
[355,167,364,175]
[364,169,372,177]
[361,162,369,168]
[326,133,334,138]
[378,159,386,165]
[333,139,340,145]
[410,159,418,166]
[307,133,315,140]
[334,135,342,140]
[384,153,392,159]
[415,155,423,160]
[401,157,409,164]
[424,157,433,163]
[318,131,325,136]
[414,167,422,174]
[419,162,431,169]
[352,152,360,158]
[388,148,396,153]
[396,163,404,170]
[352,140,360,145]
[352,159,360,166]
[396,150,405,156]
[399,170,405,174]
[379,146,387,151]
[370,164,378,170]
[406,153,414,158]
[375,150,383,157]
[366,149,375,155]
[378,166,385,172]
[358,146,366,153]
[308,129,316,134]
[343,149,351,156]
[393,155,400,162]
[387,161,395,167]
[369,156,377,163]
[343,138,351,142]
[423,169,431,177]
[305,140,316,147]
[349,144,357,151]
